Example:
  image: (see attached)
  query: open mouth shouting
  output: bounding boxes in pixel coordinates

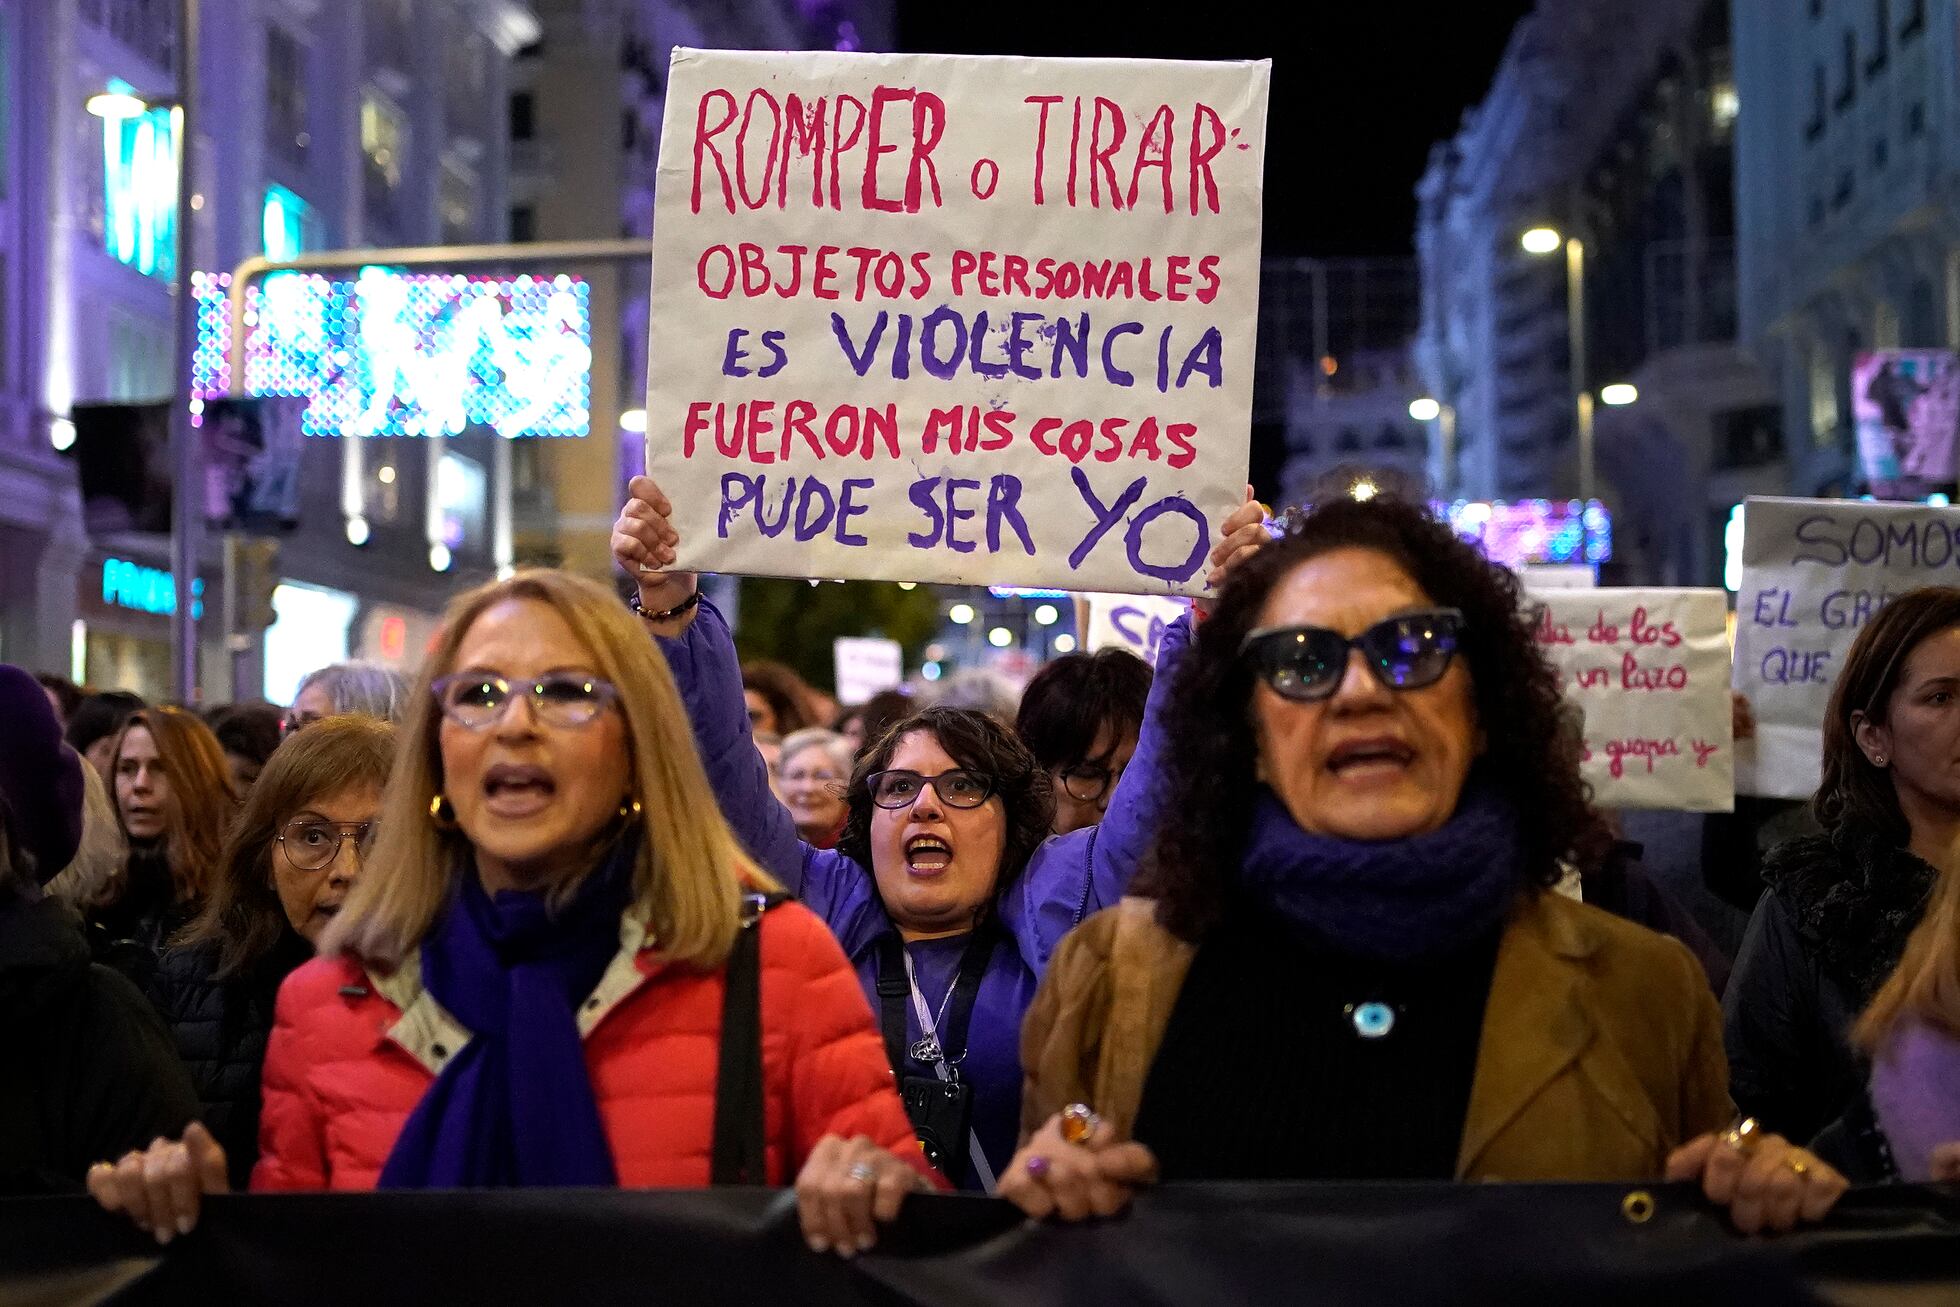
[1326,736,1416,781]
[483,762,557,819]
[904,833,954,877]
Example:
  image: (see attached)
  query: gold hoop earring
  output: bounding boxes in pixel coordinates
[618,797,644,821]
[429,793,458,830]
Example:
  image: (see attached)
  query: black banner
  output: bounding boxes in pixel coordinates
[6,1183,1959,1306]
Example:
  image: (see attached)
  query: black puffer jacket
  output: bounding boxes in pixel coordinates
[88,847,197,995]
[147,928,312,1188]
[0,893,199,1193]
[1722,828,1935,1144]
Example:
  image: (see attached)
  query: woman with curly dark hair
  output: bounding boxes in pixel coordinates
[1001,495,1846,1235]
[612,475,1269,1199]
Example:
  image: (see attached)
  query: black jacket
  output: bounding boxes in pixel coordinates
[88,847,196,995]
[0,893,199,1194]
[147,930,312,1188]
[1721,829,1935,1144]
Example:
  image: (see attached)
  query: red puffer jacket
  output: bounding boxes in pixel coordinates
[252,901,937,1191]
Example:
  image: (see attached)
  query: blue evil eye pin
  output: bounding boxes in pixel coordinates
[1347,1001,1396,1040]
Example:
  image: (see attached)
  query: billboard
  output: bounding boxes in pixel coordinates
[1852,349,1960,499]
[192,268,593,439]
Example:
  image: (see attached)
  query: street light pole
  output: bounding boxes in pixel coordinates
[1566,236,1593,504]
[167,0,202,703]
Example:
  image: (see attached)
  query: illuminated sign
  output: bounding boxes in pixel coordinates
[262,184,311,260]
[101,80,177,279]
[101,557,203,618]
[1440,499,1611,568]
[192,268,592,438]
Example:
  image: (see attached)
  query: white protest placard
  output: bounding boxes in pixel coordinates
[833,636,903,706]
[1733,496,1960,797]
[1082,592,1187,665]
[1530,588,1734,812]
[646,50,1269,596]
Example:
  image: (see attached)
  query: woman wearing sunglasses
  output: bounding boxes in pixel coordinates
[612,476,1269,1207]
[91,570,933,1255]
[1001,495,1849,1235]
[112,716,394,1192]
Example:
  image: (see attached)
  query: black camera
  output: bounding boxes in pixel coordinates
[901,1076,973,1183]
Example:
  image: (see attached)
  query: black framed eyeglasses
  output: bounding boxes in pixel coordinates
[276,818,374,871]
[431,672,620,730]
[866,769,996,810]
[1241,608,1465,703]
[1057,761,1121,804]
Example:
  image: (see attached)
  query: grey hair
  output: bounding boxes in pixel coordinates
[294,662,411,723]
[45,762,128,909]
[778,727,853,779]
[921,667,1021,727]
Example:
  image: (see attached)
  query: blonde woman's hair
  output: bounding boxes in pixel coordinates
[45,761,128,909]
[326,569,777,969]
[1855,852,1960,1053]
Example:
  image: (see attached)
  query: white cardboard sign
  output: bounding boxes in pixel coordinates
[645,49,1269,596]
[1530,587,1735,812]
[833,636,904,706]
[1082,592,1187,665]
[1733,495,1960,798]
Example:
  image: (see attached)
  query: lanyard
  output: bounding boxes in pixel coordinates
[874,926,1002,1192]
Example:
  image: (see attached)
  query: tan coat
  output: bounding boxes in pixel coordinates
[1020,890,1733,1181]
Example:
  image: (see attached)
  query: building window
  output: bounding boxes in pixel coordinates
[1902,0,1926,38]
[99,82,177,279]
[1872,136,1889,170]
[1809,348,1840,448]
[77,0,176,68]
[1809,194,1826,226]
[1867,0,1889,74]
[1806,65,1826,139]
[1908,100,1926,136]
[439,160,476,244]
[360,90,407,227]
[1836,30,1857,110]
[1833,167,1855,208]
[510,92,535,142]
[261,184,313,259]
[509,206,535,242]
[266,26,309,168]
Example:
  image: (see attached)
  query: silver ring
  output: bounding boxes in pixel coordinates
[847,1160,879,1186]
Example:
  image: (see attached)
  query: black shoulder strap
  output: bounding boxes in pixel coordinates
[711,892,786,1185]
[873,922,1002,1073]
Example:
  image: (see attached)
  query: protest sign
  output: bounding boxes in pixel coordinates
[1529,588,1734,812]
[646,50,1269,595]
[833,636,903,705]
[1733,495,1960,797]
[1852,350,1960,499]
[1082,592,1187,665]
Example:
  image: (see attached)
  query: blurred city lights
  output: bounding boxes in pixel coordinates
[948,603,976,624]
[377,465,396,484]
[1600,383,1639,406]
[85,90,152,120]
[1408,397,1442,422]
[619,408,647,433]
[49,417,76,451]
[428,543,453,572]
[345,516,371,547]
[1033,603,1060,626]
[1350,479,1379,501]
[1520,226,1563,255]
[987,626,1013,648]
[921,661,942,681]
[897,581,917,590]
[1053,634,1078,653]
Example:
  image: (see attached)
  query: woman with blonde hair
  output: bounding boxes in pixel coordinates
[91,570,935,1254]
[45,763,128,910]
[93,708,237,985]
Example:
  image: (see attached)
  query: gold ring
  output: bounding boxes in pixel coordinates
[1721,1117,1762,1156]
[1058,1103,1102,1146]
[1785,1153,1811,1178]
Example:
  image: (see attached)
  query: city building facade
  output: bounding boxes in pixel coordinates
[0,0,536,700]
[1415,0,1767,585]
[1731,0,1960,498]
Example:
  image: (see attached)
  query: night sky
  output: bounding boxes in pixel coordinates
[897,1,1536,257]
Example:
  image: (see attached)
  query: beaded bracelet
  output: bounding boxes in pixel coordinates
[629,589,702,623]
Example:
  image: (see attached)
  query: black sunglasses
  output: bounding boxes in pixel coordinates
[1241,608,1465,703]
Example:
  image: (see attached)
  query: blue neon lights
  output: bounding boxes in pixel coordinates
[102,557,204,618]
[101,80,176,279]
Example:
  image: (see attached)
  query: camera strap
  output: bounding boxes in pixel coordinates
[875,925,1002,1191]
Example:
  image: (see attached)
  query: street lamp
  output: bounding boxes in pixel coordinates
[1407,397,1441,422]
[1520,224,1594,504]
[84,90,152,120]
[1410,397,1458,499]
[1600,382,1639,407]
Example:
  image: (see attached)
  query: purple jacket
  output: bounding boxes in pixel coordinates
[656,598,1184,1185]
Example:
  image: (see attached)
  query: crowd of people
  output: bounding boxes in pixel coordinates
[6,477,1959,1260]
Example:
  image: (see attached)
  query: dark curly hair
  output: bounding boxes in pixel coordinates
[837,706,1055,917]
[1815,586,1960,846]
[1137,494,1608,942]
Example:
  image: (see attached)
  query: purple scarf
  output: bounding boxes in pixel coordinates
[1869,1018,1960,1182]
[1236,774,1522,964]
[378,837,635,1189]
